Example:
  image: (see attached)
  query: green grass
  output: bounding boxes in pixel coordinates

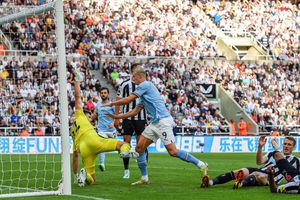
[1,153,300,200]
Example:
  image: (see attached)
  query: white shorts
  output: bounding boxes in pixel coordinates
[97,131,116,139]
[142,117,175,145]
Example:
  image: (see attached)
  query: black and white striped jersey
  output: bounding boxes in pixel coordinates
[117,79,147,121]
[260,152,300,184]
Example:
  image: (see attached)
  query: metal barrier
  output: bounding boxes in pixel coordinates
[258,125,300,136]
[0,125,231,136]
[174,125,231,136]
[0,126,53,136]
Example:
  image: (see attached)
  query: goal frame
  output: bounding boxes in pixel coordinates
[0,0,71,198]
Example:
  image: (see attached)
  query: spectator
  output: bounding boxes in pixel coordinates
[238,117,248,136]
[281,125,290,136]
[229,119,236,136]
[34,125,45,136]
[19,127,30,137]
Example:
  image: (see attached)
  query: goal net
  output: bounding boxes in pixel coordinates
[0,0,71,198]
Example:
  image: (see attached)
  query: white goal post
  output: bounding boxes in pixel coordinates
[0,0,71,198]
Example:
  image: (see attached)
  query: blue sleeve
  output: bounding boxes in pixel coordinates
[136,98,144,107]
[96,103,101,110]
[133,81,148,97]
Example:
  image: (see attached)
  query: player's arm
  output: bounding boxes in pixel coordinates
[73,150,79,183]
[114,96,121,128]
[103,94,137,107]
[90,108,98,122]
[106,105,142,119]
[256,135,268,165]
[74,81,82,110]
[267,167,277,193]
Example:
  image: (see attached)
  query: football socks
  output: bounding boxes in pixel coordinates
[137,151,148,177]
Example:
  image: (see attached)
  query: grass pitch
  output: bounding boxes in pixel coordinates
[1,153,300,200]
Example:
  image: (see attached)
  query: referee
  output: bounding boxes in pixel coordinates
[115,64,148,179]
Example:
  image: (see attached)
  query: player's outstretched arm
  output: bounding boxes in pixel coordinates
[90,108,98,122]
[256,135,267,165]
[106,106,142,119]
[74,81,83,110]
[113,96,121,128]
[102,94,137,107]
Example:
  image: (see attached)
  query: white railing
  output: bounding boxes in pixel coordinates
[0,50,56,58]
[0,126,48,136]
[0,125,231,137]
[100,54,224,60]
[0,6,39,16]
[259,125,300,134]
[0,29,12,50]
[83,53,298,63]
[174,125,231,136]
[221,28,269,54]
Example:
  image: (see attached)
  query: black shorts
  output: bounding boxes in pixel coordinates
[247,167,267,174]
[277,159,300,182]
[122,119,147,136]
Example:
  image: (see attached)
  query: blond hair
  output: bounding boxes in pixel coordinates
[132,65,146,76]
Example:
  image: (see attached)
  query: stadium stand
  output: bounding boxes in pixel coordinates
[0,56,99,136]
[0,0,299,136]
[203,0,300,60]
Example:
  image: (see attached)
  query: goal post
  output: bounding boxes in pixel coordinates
[0,0,71,198]
[55,0,72,196]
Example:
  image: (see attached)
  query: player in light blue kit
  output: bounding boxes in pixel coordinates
[91,87,116,171]
[104,65,208,185]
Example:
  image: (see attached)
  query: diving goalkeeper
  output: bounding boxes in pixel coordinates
[71,69,131,187]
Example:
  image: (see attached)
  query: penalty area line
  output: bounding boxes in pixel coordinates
[72,194,110,200]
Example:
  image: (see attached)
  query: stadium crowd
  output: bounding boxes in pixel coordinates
[203,0,300,60]
[0,0,299,136]
[102,58,300,134]
[0,56,101,136]
[1,0,221,59]
[2,0,299,61]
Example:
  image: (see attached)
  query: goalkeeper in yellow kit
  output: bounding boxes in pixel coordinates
[71,69,132,187]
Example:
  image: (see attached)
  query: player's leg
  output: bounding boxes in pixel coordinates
[80,155,97,186]
[233,168,260,189]
[202,168,250,188]
[266,165,300,194]
[131,135,153,185]
[77,142,97,187]
[97,131,117,172]
[122,119,134,179]
[132,120,149,180]
[98,153,106,171]
[122,135,131,178]
[158,117,207,172]
[134,120,148,161]
[273,151,300,183]
[276,181,300,194]
[238,171,268,189]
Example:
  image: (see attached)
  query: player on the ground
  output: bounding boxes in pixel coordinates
[91,87,117,172]
[115,64,148,179]
[104,65,208,185]
[267,151,300,194]
[201,136,300,188]
[71,69,131,187]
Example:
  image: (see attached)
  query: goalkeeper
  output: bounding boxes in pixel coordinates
[71,69,131,187]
